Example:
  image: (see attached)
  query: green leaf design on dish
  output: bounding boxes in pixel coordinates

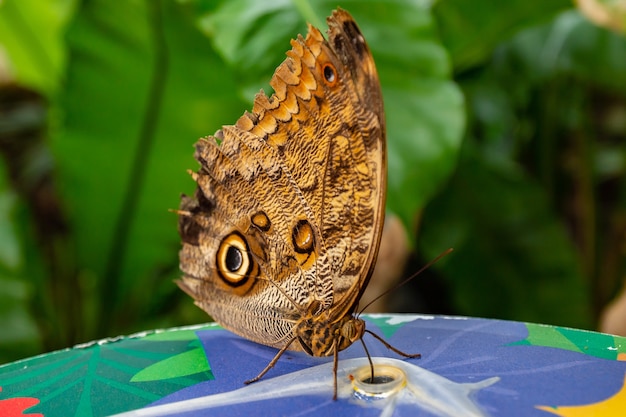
[131,344,211,382]
[141,324,220,343]
[513,323,626,360]
[0,329,212,417]
[364,315,421,339]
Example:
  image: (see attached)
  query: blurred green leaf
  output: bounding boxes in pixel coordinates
[434,0,571,72]
[0,149,40,364]
[200,0,305,89]
[0,273,41,363]
[493,11,626,94]
[419,144,592,329]
[0,0,76,96]
[413,3,626,329]
[0,190,20,270]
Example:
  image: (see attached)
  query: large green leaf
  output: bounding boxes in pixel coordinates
[201,0,465,230]
[52,0,247,337]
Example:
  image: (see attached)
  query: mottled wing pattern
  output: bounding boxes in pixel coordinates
[177,9,386,351]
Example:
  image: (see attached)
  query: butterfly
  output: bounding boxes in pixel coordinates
[176,8,418,399]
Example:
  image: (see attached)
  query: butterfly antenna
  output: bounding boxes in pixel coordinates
[357,247,453,315]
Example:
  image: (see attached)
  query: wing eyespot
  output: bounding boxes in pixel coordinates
[322,63,338,87]
[217,232,253,286]
[292,219,315,254]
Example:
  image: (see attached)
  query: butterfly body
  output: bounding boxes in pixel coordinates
[177,9,386,385]
[294,306,366,356]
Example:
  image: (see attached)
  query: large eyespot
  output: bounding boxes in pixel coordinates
[216,232,252,286]
[322,63,337,86]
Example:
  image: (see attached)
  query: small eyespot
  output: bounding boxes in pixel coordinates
[292,219,315,254]
[251,211,271,232]
[323,64,337,85]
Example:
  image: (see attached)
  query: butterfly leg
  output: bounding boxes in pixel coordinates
[244,336,297,385]
[332,342,338,400]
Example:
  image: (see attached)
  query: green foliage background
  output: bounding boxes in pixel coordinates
[1,0,624,363]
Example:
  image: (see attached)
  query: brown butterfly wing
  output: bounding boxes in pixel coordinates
[177,9,386,352]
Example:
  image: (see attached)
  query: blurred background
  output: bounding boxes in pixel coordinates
[1,0,625,364]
